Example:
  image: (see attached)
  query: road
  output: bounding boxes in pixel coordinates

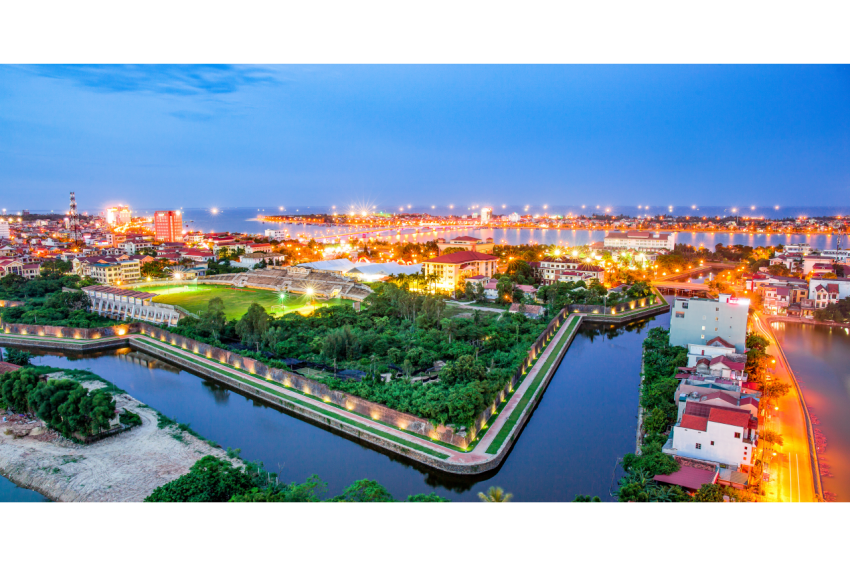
[751,312,818,502]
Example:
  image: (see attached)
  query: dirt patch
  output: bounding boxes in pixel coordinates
[0,373,233,502]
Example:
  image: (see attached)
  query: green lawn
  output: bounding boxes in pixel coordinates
[133,284,351,319]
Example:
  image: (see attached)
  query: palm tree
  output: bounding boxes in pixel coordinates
[478,486,513,502]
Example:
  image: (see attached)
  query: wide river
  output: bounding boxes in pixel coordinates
[771,322,850,502]
[1,309,669,502]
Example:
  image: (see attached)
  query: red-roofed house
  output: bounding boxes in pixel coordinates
[422,251,498,292]
[666,401,758,471]
[654,458,719,492]
[435,236,494,254]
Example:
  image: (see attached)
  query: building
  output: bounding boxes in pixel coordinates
[154,210,183,243]
[508,212,520,223]
[264,229,289,240]
[820,249,850,262]
[480,207,492,224]
[82,285,182,326]
[0,222,9,239]
[422,250,498,291]
[74,256,142,285]
[508,303,545,319]
[669,293,748,352]
[435,236,495,254]
[664,400,759,471]
[784,243,812,255]
[244,242,273,254]
[344,262,423,281]
[808,277,850,302]
[105,206,132,226]
[603,231,675,252]
[532,258,605,285]
[233,252,286,269]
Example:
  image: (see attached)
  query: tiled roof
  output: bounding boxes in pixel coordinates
[82,285,158,300]
[706,336,735,349]
[449,236,480,242]
[701,391,738,405]
[708,407,751,428]
[0,361,21,375]
[680,414,708,432]
[655,464,717,491]
[709,355,746,371]
[423,251,498,264]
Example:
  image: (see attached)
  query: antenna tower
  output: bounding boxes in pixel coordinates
[69,191,80,248]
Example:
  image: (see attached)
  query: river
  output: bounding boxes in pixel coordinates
[149,206,845,251]
[771,322,850,502]
[1,310,669,502]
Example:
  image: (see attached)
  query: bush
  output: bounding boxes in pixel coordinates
[119,409,143,427]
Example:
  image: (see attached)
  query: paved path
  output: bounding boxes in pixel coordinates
[1,315,580,472]
[752,313,818,502]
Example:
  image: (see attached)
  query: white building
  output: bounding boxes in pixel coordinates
[808,277,850,302]
[665,401,758,471]
[820,249,850,262]
[669,293,749,353]
[480,207,492,224]
[105,206,132,226]
[508,212,520,223]
[784,243,812,255]
[82,285,182,326]
[603,231,675,252]
[264,229,289,240]
[0,222,9,239]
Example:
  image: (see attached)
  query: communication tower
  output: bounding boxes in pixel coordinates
[69,191,81,248]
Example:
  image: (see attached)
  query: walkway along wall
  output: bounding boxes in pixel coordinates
[0,307,573,450]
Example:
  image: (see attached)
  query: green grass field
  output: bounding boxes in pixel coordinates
[133,284,351,319]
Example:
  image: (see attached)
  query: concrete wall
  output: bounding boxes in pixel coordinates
[1,322,138,340]
[672,421,752,469]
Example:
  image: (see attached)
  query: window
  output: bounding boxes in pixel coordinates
[675,312,685,318]
[701,334,704,339]
[710,441,715,446]
[735,432,741,439]
[701,326,705,330]
[702,315,706,320]
[695,443,702,449]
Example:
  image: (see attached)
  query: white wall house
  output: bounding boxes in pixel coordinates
[603,231,674,252]
[665,401,758,471]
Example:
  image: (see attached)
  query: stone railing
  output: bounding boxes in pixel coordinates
[568,294,657,316]
[1,322,139,340]
[133,324,472,447]
[0,308,576,451]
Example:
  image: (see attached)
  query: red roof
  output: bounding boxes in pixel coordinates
[706,336,734,348]
[708,407,751,428]
[680,414,708,432]
[449,236,480,242]
[424,251,498,264]
[701,391,738,405]
[654,464,718,491]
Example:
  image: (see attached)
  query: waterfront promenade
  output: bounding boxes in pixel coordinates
[0,314,583,475]
[752,312,820,502]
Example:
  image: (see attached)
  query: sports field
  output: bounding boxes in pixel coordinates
[133,284,351,319]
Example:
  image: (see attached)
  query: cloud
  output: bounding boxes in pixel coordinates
[169,110,215,121]
[23,64,278,96]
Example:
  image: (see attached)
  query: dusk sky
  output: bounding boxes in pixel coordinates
[1,64,848,212]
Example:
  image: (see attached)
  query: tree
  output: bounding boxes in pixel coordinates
[198,297,227,337]
[0,366,42,411]
[440,355,486,384]
[328,479,395,502]
[761,430,784,447]
[44,290,91,311]
[478,486,513,502]
[145,456,256,502]
[572,494,601,502]
[235,303,271,348]
[40,259,72,275]
[693,483,724,502]
[767,264,790,277]
[406,493,451,502]
[229,475,326,502]
[322,325,361,361]
[496,277,514,304]
[3,348,33,366]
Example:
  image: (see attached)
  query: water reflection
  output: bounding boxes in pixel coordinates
[5,311,669,501]
[771,322,850,501]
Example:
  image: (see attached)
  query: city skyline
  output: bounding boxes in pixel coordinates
[1,65,849,210]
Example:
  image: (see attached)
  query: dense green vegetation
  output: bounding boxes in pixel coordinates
[813,296,850,323]
[0,367,116,440]
[0,289,119,328]
[2,347,33,366]
[145,455,449,502]
[0,266,92,301]
[616,327,691,502]
[167,282,558,429]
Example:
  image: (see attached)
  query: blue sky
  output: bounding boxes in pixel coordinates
[0,65,848,212]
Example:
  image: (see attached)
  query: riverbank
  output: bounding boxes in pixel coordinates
[0,371,232,501]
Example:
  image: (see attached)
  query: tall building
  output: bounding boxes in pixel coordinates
[0,222,9,239]
[105,205,132,225]
[480,207,492,224]
[669,293,749,352]
[604,230,675,252]
[155,210,183,242]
